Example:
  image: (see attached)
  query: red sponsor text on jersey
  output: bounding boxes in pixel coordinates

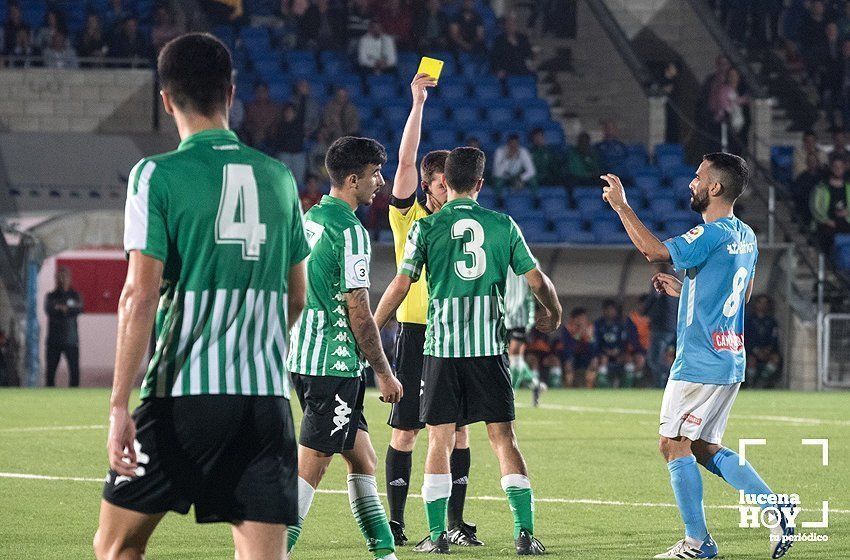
[681,413,702,426]
[712,330,745,352]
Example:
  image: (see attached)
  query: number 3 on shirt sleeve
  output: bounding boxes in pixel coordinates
[452,218,486,280]
[722,267,749,317]
[215,164,268,261]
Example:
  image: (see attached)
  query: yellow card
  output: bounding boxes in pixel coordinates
[417,57,444,83]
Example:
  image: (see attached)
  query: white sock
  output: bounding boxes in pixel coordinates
[298,476,315,522]
[422,473,452,502]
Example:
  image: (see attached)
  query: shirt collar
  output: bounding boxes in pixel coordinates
[178,128,239,151]
[443,197,479,209]
[320,194,355,213]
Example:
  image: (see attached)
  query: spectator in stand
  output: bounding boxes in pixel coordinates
[357,20,398,75]
[820,23,844,127]
[529,127,563,186]
[104,0,131,36]
[151,5,182,54]
[45,267,83,387]
[840,38,850,126]
[558,307,599,389]
[594,119,628,172]
[810,154,850,250]
[10,27,36,67]
[594,300,639,388]
[699,54,731,152]
[300,174,325,211]
[43,31,79,69]
[661,60,682,143]
[35,9,68,53]
[627,297,651,382]
[717,67,750,154]
[414,0,450,52]
[566,131,601,187]
[450,0,486,54]
[752,0,784,46]
[322,87,361,138]
[800,0,829,79]
[491,12,532,78]
[77,13,108,66]
[292,79,322,139]
[109,17,152,63]
[308,126,332,181]
[298,0,341,49]
[820,126,850,160]
[377,0,414,50]
[645,264,678,388]
[4,4,29,55]
[745,294,782,388]
[793,152,825,225]
[493,133,537,191]
[345,0,373,46]
[243,82,282,152]
[525,325,566,388]
[794,130,824,176]
[271,102,307,185]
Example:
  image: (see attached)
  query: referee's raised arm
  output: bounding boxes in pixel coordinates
[393,72,436,212]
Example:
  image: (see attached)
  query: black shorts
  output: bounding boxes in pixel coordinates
[421,354,515,426]
[102,395,297,525]
[292,373,368,455]
[388,323,426,430]
[507,328,528,343]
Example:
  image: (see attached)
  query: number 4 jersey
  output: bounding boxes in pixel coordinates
[663,216,758,385]
[124,129,310,399]
[400,197,538,358]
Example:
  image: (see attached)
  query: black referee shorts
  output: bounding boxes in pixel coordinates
[102,395,297,525]
[388,322,427,430]
[421,354,515,426]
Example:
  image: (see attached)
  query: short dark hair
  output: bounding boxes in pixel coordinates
[702,152,748,203]
[420,150,449,184]
[569,307,588,319]
[325,136,387,187]
[602,299,619,310]
[158,33,232,117]
[507,133,520,142]
[444,146,485,193]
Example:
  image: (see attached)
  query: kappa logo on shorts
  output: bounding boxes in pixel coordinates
[681,413,703,426]
[420,379,424,397]
[113,439,150,487]
[330,394,353,436]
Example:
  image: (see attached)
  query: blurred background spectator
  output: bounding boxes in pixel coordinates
[4,4,30,56]
[450,0,485,54]
[35,9,67,53]
[414,0,449,52]
[43,31,78,69]
[566,131,600,187]
[272,102,307,185]
[494,133,537,192]
[77,13,108,65]
[810,154,850,251]
[109,17,151,62]
[358,21,397,75]
[793,151,825,225]
[244,82,282,152]
[745,294,782,388]
[300,174,325,211]
[529,127,563,187]
[491,12,532,78]
[322,87,361,138]
[45,267,83,388]
[151,5,182,54]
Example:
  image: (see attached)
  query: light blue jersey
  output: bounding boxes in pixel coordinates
[662,217,758,385]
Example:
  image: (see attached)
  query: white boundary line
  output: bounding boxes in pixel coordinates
[0,425,106,433]
[1,471,848,514]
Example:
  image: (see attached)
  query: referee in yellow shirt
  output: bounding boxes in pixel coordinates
[384,73,482,548]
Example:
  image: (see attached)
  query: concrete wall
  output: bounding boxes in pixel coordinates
[0,69,155,134]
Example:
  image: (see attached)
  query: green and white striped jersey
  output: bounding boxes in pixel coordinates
[504,269,535,332]
[124,129,309,400]
[286,195,371,378]
[400,197,538,358]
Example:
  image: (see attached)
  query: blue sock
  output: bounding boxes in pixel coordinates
[668,455,709,541]
[704,447,773,507]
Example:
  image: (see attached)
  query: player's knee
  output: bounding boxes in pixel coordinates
[658,437,673,460]
[93,530,143,560]
[454,427,469,449]
[391,428,418,452]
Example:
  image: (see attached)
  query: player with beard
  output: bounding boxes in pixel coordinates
[601,153,796,559]
[286,136,404,560]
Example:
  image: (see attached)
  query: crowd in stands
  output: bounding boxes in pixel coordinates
[2,1,180,68]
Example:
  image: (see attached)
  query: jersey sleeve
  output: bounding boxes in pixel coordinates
[338,224,371,292]
[508,217,538,275]
[399,220,426,282]
[289,188,310,265]
[123,158,168,262]
[663,223,724,271]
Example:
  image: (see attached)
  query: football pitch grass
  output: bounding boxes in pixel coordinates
[1,388,847,559]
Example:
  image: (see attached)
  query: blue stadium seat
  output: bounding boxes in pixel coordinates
[522,105,550,125]
[666,220,699,236]
[382,104,410,128]
[633,168,662,195]
[486,106,514,125]
[334,75,363,98]
[452,105,481,126]
[654,143,685,159]
[255,59,283,82]
[267,80,292,102]
[504,192,536,216]
[556,221,594,244]
[657,152,685,175]
[367,75,399,99]
[537,185,567,199]
[668,173,693,192]
[475,83,503,101]
[422,106,447,127]
[508,82,537,101]
[576,196,605,214]
[771,145,795,185]
[591,220,630,244]
[544,207,582,222]
[428,128,460,146]
[439,82,468,101]
[512,209,547,223]
[541,124,566,146]
[241,26,271,50]
[506,75,536,90]
[477,191,498,209]
[649,198,677,217]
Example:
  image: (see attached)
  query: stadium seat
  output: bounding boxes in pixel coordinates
[381,105,410,128]
[654,143,685,159]
[508,82,537,101]
[591,220,630,244]
[452,105,481,126]
[649,198,677,217]
[475,82,503,101]
[512,209,547,223]
[667,219,699,235]
[428,128,460,146]
[267,80,292,102]
[504,192,536,216]
[771,145,795,185]
[656,152,684,175]
[254,58,283,82]
[335,75,363,98]
[486,106,514,125]
[367,75,399,99]
[537,185,567,199]
[477,191,498,209]
[506,75,536,90]
[834,235,850,270]
[439,83,468,101]
[522,105,550,125]
[544,207,582,223]
[556,220,595,243]
[576,197,605,215]
[633,169,662,195]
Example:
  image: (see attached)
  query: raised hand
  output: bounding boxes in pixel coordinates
[410,72,437,105]
[600,173,630,212]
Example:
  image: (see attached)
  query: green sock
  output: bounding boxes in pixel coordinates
[502,474,534,539]
[422,473,452,540]
[348,474,395,558]
[287,477,315,552]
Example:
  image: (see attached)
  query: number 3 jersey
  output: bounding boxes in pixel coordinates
[287,195,371,378]
[400,198,538,358]
[662,216,758,385]
[123,129,310,399]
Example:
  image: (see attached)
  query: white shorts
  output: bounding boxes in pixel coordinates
[659,379,740,444]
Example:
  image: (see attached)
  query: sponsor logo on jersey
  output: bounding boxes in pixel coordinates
[681,413,703,426]
[727,241,755,255]
[333,305,346,315]
[330,394,352,436]
[334,332,351,343]
[682,226,704,244]
[330,361,349,372]
[713,330,745,352]
[334,318,348,328]
[304,220,326,249]
[331,346,351,357]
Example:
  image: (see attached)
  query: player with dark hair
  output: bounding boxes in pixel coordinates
[601,152,796,559]
[285,136,403,560]
[375,146,562,555]
[384,73,482,547]
[95,33,308,560]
